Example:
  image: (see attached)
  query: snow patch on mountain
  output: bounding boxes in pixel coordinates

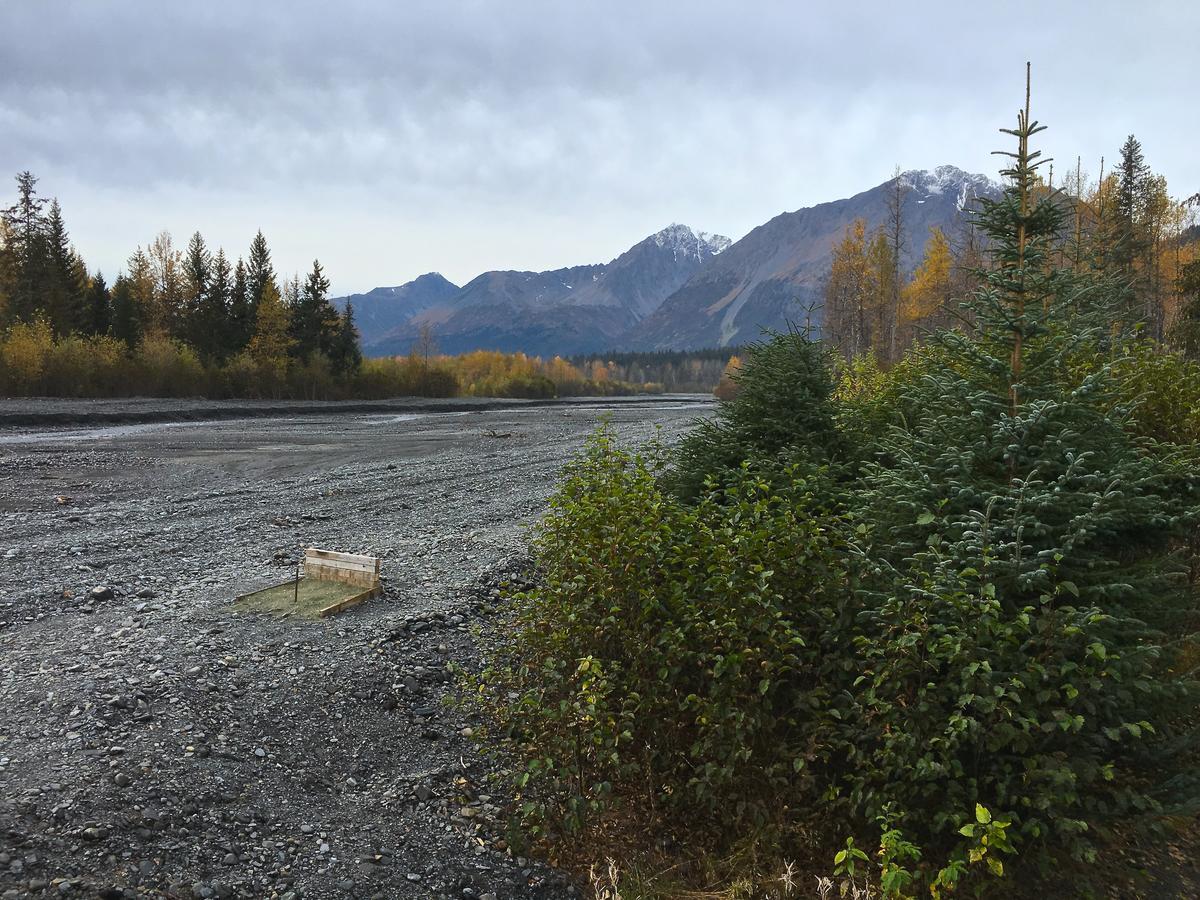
[900,165,999,208]
[652,223,732,262]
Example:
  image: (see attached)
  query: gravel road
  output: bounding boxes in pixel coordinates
[0,397,712,900]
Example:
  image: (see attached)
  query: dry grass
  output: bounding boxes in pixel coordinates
[233,577,364,619]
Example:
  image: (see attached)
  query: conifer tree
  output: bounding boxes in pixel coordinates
[1110,135,1151,331]
[330,301,363,375]
[196,248,233,361]
[125,247,158,336]
[110,274,142,349]
[183,231,211,349]
[849,65,1199,867]
[84,272,111,336]
[289,259,339,360]
[246,230,275,316]
[883,166,909,362]
[43,199,86,335]
[228,257,251,354]
[1,171,48,322]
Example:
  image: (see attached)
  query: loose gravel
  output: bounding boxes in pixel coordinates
[0,398,710,899]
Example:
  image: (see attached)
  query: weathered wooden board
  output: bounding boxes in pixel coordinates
[317,583,382,618]
[304,548,380,587]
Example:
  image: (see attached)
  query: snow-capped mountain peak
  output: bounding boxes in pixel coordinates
[902,165,1003,211]
[900,166,999,210]
[651,223,732,261]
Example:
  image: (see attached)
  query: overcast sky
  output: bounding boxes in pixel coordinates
[2,1,1196,295]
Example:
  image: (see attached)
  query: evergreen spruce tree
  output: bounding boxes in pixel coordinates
[330,301,363,375]
[1,171,48,322]
[197,248,233,362]
[110,274,142,350]
[289,259,338,360]
[670,328,841,500]
[183,231,211,350]
[84,272,111,336]
[1111,135,1151,331]
[246,230,275,317]
[228,257,251,354]
[845,67,1199,869]
[43,199,87,335]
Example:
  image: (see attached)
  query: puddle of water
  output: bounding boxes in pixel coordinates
[362,411,473,425]
[0,417,276,446]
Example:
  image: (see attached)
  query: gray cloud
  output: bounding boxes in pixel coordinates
[2,0,1196,293]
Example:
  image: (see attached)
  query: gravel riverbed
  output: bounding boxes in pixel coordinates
[0,397,711,900]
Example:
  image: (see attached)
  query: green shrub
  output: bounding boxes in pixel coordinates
[669,329,843,500]
[471,427,851,847]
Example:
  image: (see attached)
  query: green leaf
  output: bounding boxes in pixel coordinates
[975,803,992,824]
[917,511,935,525]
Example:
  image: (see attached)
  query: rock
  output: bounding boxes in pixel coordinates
[90,586,114,602]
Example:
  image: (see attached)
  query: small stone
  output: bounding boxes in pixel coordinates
[90,586,114,602]
[254,747,266,758]
[300,824,314,834]
[112,772,131,787]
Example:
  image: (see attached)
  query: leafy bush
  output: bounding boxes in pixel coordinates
[134,334,206,397]
[471,427,850,847]
[0,318,53,392]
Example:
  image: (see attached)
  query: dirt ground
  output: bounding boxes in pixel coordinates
[0,397,711,900]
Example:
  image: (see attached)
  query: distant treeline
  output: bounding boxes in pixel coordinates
[0,171,739,400]
[568,347,743,393]
[0,171,365,398]
[0,324,738,400]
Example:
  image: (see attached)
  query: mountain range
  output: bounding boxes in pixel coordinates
[335,166,999,357]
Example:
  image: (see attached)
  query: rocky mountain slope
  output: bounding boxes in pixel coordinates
[333,273,460,343]
[334,167,998,356]
[627,166,998,349]
[358,225,729,357]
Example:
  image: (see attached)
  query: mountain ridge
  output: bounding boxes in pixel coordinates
[333,167,999,356]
